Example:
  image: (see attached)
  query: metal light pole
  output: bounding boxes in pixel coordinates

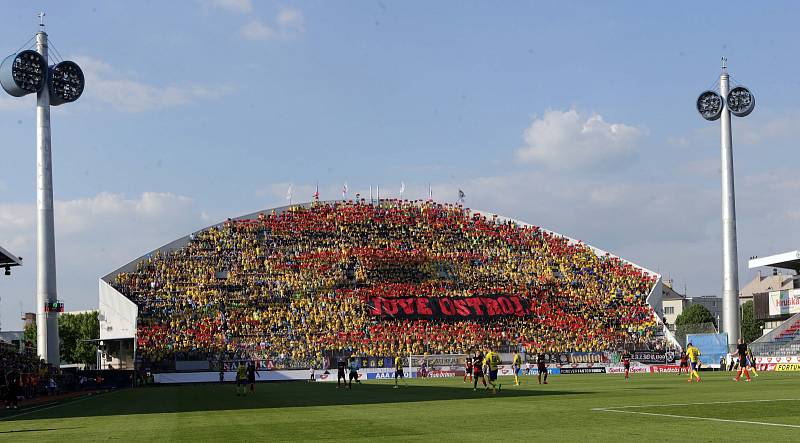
[696,58,755,352]
[1,14,85,364]
[35,29,59,364]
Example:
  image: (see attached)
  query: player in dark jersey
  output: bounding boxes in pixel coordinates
[4,370,19,409]
[472,351,487,391]
[336,358,347,388]
[678,352,689,376]
[537,353,548,385]
[247,361,259,393]
[464,356,473,383]
[734,338,751,382]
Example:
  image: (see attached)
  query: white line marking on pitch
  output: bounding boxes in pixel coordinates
[592,398,800,429]
[0,391,118,422]
[593,398,800,410]
[595,409,800,429]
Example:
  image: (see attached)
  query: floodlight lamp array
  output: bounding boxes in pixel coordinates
[0,49,47,97]
[696,86,755,121]
[1,49,84,105]
[697,90,723,121]
[48,61,84,105]
[726,86,755,117]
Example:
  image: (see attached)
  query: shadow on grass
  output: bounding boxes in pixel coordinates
[0,381,592,421]
[0,427,83,433]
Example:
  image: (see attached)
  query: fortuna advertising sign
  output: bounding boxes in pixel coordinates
[768,289,800,316]
[774,363,800,372]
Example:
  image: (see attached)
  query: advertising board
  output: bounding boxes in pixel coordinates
[606,366,649,374]
[768,289,800,316]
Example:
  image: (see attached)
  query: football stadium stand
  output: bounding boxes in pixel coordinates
[98,200,668,371]
[748,251,800,356]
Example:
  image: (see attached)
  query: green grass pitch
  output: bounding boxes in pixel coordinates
[1,371,799,441]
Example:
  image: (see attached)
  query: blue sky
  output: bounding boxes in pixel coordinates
[2,1,799,330]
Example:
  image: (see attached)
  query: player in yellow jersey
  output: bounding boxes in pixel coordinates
[483,349,501,394]
[393,355,405,388]
[235,362,248,395]
[745,348,759,377]
[686,342,702,382]
[512,352,522,386]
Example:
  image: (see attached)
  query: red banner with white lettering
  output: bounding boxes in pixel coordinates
[366,295,530,318]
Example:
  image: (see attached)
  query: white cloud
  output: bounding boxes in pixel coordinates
[205,0,252,14]
[276,7,305,32]
[72,56,230,112]
[669,110,800,151]
[0,192,210,330]
[240,7,305,41]
[0,192,206,255]
[736,113,800,145]
[52,192,195,235]
[516,109,645,170]
[0,202,34,253]
[241,19,277,41]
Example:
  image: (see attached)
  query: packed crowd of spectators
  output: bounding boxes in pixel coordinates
[113,200,661,369]
[0,346,55,406]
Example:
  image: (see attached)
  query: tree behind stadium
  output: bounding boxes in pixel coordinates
[674,304,716,346]
[24,311,99,366]
[740,300,765,343]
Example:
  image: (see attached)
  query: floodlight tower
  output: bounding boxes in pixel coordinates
[696,58,755,351]
[1,14,85,364]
